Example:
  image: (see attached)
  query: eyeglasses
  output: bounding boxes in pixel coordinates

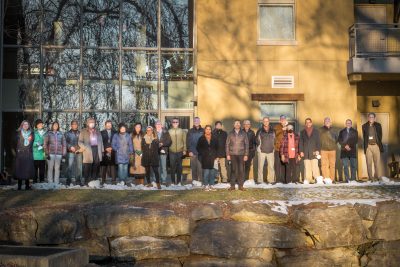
[172,121,179,124]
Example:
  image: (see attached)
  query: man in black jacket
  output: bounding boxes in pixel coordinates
[243,120,256,181]
[338,119,358,182]
[155,121,172,185]
[213,121,228,183]
[187,117,204,182]
[362,113,384,180]
[100,120,117,184]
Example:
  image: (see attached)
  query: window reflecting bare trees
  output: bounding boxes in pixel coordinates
[2,0,194,129]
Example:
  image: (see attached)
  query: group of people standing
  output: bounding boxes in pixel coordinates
[13,112,384,190]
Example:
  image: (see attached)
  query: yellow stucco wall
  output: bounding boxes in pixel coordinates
[196,0,357,130]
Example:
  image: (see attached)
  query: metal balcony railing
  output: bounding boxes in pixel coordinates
[349,23,400,58]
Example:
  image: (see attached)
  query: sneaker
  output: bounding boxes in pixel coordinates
[209,186,217,191]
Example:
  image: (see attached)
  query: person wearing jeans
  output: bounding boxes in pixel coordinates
[168,118,186,185]
[187,117,204,182]
[226,120,249,191]
[338,119,358,182]
[44,121,66,184]
[65,120,82,185]
[197,125,218,191]
[255,117,275,184]
[155,121,172,184]
[112,123,133,182]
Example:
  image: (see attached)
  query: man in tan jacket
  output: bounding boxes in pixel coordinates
[168,118,187,185]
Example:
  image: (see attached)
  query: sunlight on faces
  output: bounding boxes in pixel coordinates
[305,119,313,128]
[233,120,241,130]
[345,119,352,128]
[324,117,331,128]
[243,120,251,130]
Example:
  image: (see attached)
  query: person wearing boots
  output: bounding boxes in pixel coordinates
[142,126,162,189]
[15,120,35,190]
[112,123,133,183]
[130,123,146,185]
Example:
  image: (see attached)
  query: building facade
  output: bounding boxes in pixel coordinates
[1,0,399,178]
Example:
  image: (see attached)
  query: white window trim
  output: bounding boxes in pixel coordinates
[257,1,297,46]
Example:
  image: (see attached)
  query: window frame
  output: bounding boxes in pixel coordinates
[257,0,297,46]
[259,101,298,131]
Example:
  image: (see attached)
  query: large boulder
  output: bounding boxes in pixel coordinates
[33,208,85,245]
[134,258,182,267]
[85,206,189,238]
[275,247,359,267]
[369,201,400,241]
[63,238,110,260]
[183,256,275,267]
[0,210,37,245]
[110,236,189,260]
[190,204,223,221]
[292,205,368,248]
[361,240,400,267]
[229,202,288,224]
[354,203,378,221]
[190,221,312,259]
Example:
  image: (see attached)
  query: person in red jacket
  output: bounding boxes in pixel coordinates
[280,125,300,183]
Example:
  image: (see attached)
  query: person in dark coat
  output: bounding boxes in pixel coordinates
[197,125,218,191]
[100,120,117,184]
[186,117,204,182]
[362,112,384,180]
[155,121,172,184]
[112,123,133,182]
[338,119,358,182]
[141,126,161,189]
[15,120,35,190]
[213,121,228,183]
[299,118,321,183]
[243,120,256,181]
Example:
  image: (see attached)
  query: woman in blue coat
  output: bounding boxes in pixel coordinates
[112,123,133,182]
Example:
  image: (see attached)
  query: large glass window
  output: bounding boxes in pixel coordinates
[258,0,296,45]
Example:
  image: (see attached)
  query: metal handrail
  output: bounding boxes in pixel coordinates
[349,23,400,58]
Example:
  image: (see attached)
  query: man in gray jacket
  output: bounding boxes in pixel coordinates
[226,120,249,191]
[255,117,275,184]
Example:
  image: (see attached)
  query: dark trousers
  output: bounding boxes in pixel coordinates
[145,165,160,184]
[274,151,285,183]
[82,146,100,184]
[18,179,30,190]
[285,158,298,183]
[101,164,116,184]
[33,160,45,183]
[244,154,254,180]
[170,152,183,184]
[230,155,245,187]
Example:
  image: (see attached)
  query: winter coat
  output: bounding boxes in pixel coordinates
[169,128,187,153]
[156,128,172,154]
[196,135,218,169]
[101,129,117,165]
[338,127,358,158]
[15,131,35,180]
[130,134,146,175]
[226,129,249,156]
[362,122,384,153]
[141,137,160,167]
[44,131,67,156]
[186,126,204,155]
[280,132,300,163]
[255,126,275,154]
[65,130,80,153]
[33,129,46,160]
[244,129,256,158]
[112,133,134,164]
[78,128,104,164]
[274,123,287,151]
[299,128,321,160]
[212,129,228,158]
[319,126,338,151]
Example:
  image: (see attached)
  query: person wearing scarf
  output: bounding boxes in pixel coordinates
[141,126,161,189]
[196,125,219,191]
[15,120,35,190]
[299,118,321,183]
